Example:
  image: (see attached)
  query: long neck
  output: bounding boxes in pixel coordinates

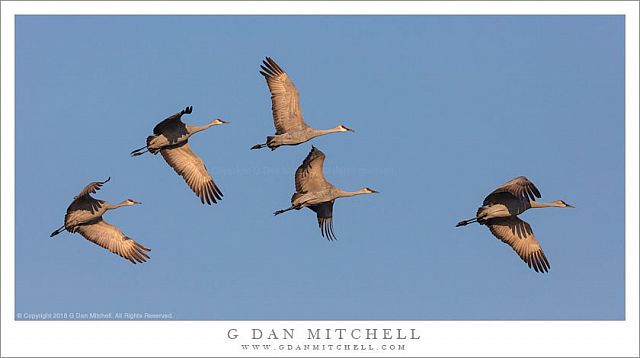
[313,127,343,137]
[104,201,130,211]
[530,200,564,208]
[186,123,214,135]
[335,188,369,198]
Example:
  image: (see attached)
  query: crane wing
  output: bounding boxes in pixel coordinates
[309,201,336,241]
[71,178,110,214]
[74,177,110,200]
[482,192,531,215]
[153,106,192,135]
[484,176,541,206]
[160,142,223,205]
[486,217,550,273]
[259,57,309,134]
[65,197,106,227]
[75,219,151,264]
[295,146,332,193]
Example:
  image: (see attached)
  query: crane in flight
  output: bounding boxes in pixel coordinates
[251,57,354,151]
[50,177,150,264]
[456,176,573,273]
[274,146,378,240]
[131,106,228,205]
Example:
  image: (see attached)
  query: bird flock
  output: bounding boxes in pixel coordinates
[50,57,573,273]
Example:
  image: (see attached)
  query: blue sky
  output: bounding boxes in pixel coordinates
[15,15,624,320]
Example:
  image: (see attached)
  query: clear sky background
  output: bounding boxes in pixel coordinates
[15,15,624,320]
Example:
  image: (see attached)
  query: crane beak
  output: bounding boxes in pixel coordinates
[370,189,380,194]
[214,119,229,125]
[566,203,574,208]
[344,126,355,132]
[133,201,142,205]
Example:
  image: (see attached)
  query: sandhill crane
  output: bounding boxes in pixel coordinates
[456,176,573,273]
[251,57,354,151]
[49,177,150,264]
[130,106,228,205]
[273,146,378,240]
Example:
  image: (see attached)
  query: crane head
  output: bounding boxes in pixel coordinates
[338,124,354,132]
[555,200,574,208]
[363,187,379,194]
[211,118,229,126]
[126,199,142,205]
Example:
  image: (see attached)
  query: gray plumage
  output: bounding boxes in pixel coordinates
[273,146,378,240]
[251,57,354,151]
[130,106,228,205]
[50,178,150,264]
[456,176,574,273]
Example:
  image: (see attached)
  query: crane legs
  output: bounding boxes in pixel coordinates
[456,218,478,227]
[252,136,276,150]
[251,143,267,150]
[273,205,302,216]
[50,225,66,237]
[130,146,148,156]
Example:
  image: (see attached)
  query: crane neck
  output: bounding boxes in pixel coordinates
[314,126,344,137]
[530,200,564,208]
[104,201,132,211]
[336,188,370,198]
[186,122,216,135]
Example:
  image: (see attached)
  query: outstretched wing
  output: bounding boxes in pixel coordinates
[259,57,309,134]
[160,142,223,205]
[484,176,541,204]
[483,176,541,215]
[309,201,336,241]
[153,106,193,135]
[486,216,550,273]
[295,146,332,194]
[75,219,151,264]
[71,177,110,214]
[74,177,110,200]
[65,197,106,226]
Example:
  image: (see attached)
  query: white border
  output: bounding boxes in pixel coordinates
[2,2,638,357]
